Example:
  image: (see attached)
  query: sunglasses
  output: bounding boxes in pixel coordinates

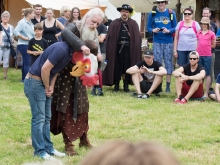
[184,13,192,15]
[157,1,165,4]
[189,58,198,61]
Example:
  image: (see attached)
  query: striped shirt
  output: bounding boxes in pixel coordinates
[1,24,14,47]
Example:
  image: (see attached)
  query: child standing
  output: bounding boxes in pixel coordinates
[196,17,216,98]
[27,23,48,66]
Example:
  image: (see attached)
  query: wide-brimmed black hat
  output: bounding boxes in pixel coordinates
[117,4,133,13]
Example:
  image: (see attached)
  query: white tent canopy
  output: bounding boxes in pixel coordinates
[25,0,106,10]
[108,0,196,12]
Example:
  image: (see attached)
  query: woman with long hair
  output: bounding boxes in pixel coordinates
[41,8,64,46]
[14,8,35,82]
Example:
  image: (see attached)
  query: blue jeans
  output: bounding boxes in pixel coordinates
[17,45,30,81]
[199,56,212,76]
[24,77,54,156]
[177,50,192,66]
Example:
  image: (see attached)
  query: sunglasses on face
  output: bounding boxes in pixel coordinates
[184,13,192,15]
[157,1,165,4]
[189,58,198,61]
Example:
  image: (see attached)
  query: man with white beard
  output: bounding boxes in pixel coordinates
[50,8,104,156]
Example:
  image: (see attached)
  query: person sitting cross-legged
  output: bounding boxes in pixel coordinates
[172,51,206,104]
[208,73,220,103]
[126,49,167,99]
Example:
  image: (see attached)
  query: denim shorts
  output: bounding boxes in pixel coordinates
[198,56,212,76]
[153,42,173,74]
[177,50,192,66]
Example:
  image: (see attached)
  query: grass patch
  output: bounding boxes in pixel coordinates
[0,67,220,165]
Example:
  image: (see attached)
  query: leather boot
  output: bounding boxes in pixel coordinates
[79,133,93,148]
[113,81,119,92]
[123,80,129,92]
[63,138,78,156]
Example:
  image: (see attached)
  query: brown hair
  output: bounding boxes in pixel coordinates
[203,7,211,13]
[24,8,34,17]
[34,23,43,30]
[34,4,42,8]
[84,40,98,56]
[68,7,81,23]
[78,141,180,165]
[183,8,194,14]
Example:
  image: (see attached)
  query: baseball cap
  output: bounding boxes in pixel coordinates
[143,49,154,57]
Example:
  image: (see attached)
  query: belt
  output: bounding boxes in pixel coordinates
[118,41,129,45]
[25,72,42,81]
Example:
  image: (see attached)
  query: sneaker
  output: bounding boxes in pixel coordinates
[174,98,181,103]
[142,94,150,99]
[41,153,55,160]
[178,98,187,104]
[137,94,142,99]
[51,149,66,157]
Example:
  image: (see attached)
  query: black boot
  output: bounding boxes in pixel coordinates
[123,80,129,92]
[113,81,119,92]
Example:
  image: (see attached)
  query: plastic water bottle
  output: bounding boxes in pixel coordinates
[101,60,108,71]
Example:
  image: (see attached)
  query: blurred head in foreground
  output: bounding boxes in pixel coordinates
[78,141,180,165]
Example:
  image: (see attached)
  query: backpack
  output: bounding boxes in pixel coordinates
[178,20,197,35]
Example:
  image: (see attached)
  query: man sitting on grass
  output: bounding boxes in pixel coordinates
[172,51,206,104]
[126,49,167,99]
[208,73,220,103]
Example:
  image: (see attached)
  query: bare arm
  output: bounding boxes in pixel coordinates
[188,70,205,80]
[126,65,141,74]
[57,20,65,30]
[172,67,184,77]
[211,39,216,48]
[151,66,167,75]
[173,30,179,58]
[215,83,220,103]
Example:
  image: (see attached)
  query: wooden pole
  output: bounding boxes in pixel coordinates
[176,0,181,22]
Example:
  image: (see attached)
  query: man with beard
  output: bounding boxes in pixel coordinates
[50,8,104,156]
[31,4,45,25]
[172,51,205,104]
[103,4,142,92]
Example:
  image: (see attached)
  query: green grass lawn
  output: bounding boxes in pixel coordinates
[0,67,220,165]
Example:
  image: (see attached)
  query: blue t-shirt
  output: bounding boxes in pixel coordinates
[217,28,220,37]
[147,8,177,43]
[29,41,73,80]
